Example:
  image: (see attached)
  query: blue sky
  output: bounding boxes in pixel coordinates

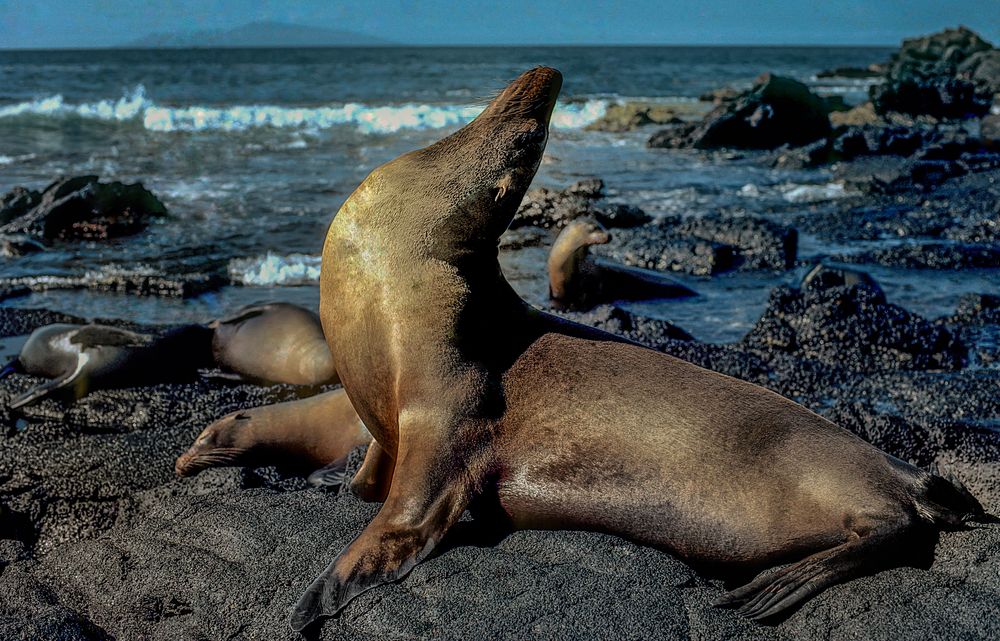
[1,0,998,48]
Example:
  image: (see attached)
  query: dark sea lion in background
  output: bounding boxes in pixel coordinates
[210,303,338,386]
[1,323,212,410]
[175,388,370,486]
[547,218,696,310]
[291,66,990,630]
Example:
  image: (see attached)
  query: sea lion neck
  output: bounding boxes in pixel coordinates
[400,66,563,252]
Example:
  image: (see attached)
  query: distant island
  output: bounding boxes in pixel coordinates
[122,21,394,48]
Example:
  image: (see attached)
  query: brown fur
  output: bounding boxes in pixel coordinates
[290,66,986,631]
[175,389,369,477]
[211,303,337,386]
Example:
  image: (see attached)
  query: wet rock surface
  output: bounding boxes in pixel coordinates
[648,73,831,150]
[0,176,167,242]
[584,101,693,132]
[0,267,228,300]
[511,178,652,231]
[870,26,996,118]
[594,213,796,275]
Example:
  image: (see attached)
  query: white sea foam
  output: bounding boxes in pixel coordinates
[0,85,609,134]
[229,253,321,286]
[0,153,35,165]
[781,182,852,203]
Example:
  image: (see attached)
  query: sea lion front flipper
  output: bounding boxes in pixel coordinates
[8,372,78,410]
[290,437,472,631]
[349,439,394,502]
[307,456,351,488]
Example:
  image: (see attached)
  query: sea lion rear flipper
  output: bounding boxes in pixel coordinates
[306,456,351,488]
[290,436,472,631]
[8,373,77,410]
[715,515,912,621]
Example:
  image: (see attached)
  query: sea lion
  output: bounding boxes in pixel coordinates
[210,303,338,386]
[548,218,696,310]
[175,388,370,485]
[1,323,212,410]
[292,66,989,630]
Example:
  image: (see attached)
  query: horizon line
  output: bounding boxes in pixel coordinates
[0,42,901,52]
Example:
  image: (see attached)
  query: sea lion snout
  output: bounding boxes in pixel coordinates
[174,414,248,477]
[489,66,562,122]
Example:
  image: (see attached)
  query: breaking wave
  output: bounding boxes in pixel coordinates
[229,252,321,286]
[0,85,609,134]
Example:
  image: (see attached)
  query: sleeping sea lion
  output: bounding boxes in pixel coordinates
[548,218,696,310]
[210,303,338,386]
[289,66,990,631]
[175,388,370,486]
[1,323,212,410]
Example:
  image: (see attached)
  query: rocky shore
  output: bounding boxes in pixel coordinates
[1,25,1000,641]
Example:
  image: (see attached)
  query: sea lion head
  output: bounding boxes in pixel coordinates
[175,411,256,477]
[548,218,611,304]
[373,66,562,248]
[556,218,612,252]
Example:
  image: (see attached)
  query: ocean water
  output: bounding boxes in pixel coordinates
[3,45,990,343]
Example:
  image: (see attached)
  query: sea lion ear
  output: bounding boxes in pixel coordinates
[493,174,514,202]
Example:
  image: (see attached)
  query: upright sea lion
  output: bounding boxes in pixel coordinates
[548,218,696,310]
[210,303,338,386]
[175,388,370,486]
[292,67,989,630]
[1,323,212,410]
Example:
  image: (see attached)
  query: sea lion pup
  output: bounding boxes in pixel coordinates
[175,388,370,485]
[1,323,212,410]
[291,67,989,630]
[210,303,338,386]
[548,218,696,310]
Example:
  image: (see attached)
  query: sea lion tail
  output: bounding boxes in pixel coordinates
[915,467,997,528]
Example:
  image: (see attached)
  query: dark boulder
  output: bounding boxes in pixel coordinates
[585,102,686,132]
[870,27,996,118]
[0,187,42,225]
[594,214,796,275]
[674,215,797,271]
[952,293,1000,326]
[741,281,967,372]
[0,176,167,241]
[511,178,650,230]
[652,73,831,150]
[593,203,650,229]
[958,49,1000,95]
[646,122,698,149]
